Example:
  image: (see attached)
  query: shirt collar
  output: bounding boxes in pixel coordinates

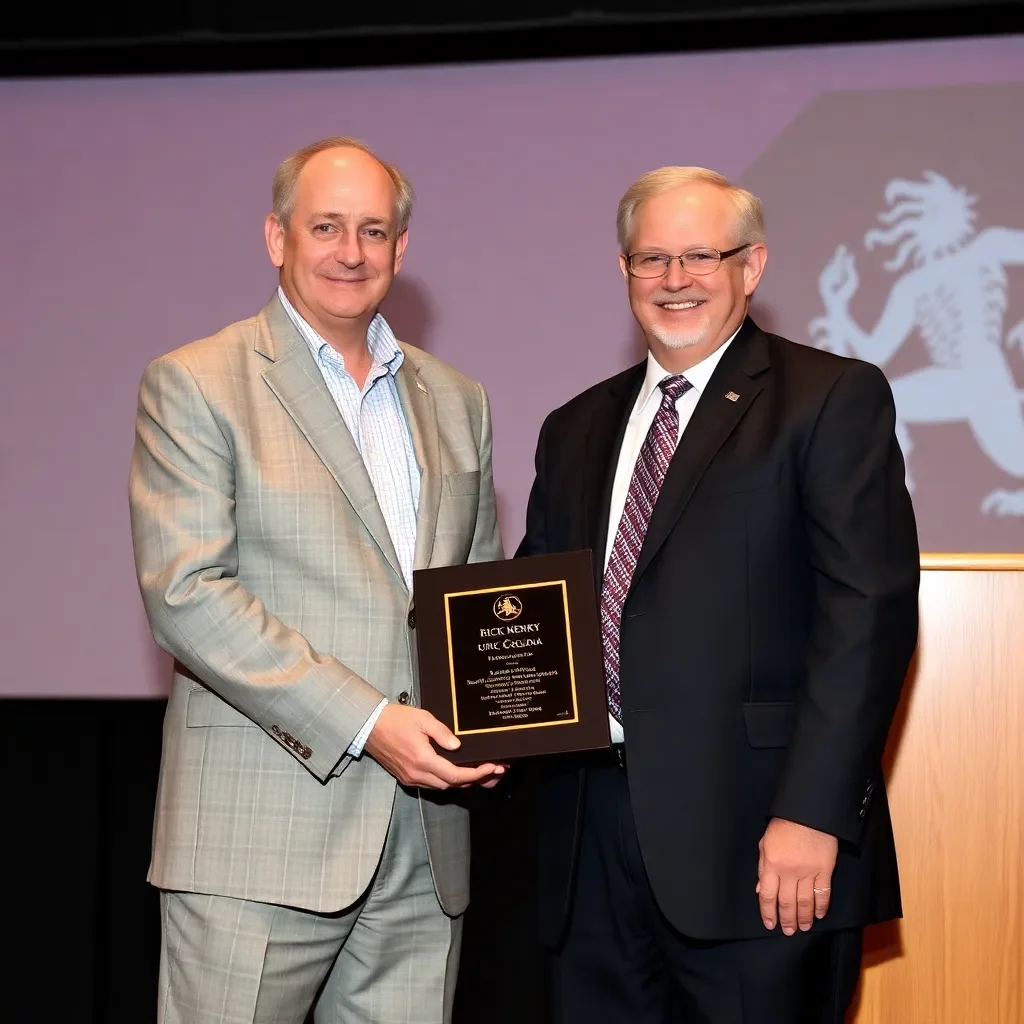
[635,323,742,415]
[277,285,404,377]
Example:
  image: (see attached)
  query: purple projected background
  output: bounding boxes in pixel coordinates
[2,35,1023,697]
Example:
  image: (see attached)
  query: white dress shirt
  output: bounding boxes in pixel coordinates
[278,286,420,757]
[603,328,740,744]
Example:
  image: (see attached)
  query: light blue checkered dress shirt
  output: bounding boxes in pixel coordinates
[278,286,421,756]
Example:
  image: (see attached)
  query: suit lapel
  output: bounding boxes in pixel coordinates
[582,364,646,587]
[631,320,770,588]
[396,353,442,572]
[256,297,404,585]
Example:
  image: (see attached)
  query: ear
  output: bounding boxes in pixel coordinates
[265,214,286,269]
[618,251,629,281]
[393,228,409,275]
[742,243,767,296]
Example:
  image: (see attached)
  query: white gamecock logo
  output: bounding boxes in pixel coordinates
[809,171,1024,515]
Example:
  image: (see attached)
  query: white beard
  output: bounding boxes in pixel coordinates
[650,321,709,350]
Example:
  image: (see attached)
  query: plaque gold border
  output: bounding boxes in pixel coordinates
[443,579,580,736]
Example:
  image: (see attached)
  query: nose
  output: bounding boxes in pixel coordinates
[334,232,365,267]
[662,257,695,290]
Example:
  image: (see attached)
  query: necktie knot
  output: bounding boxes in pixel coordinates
[659,374,692,405]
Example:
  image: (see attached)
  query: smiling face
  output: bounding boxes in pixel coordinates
[619,182,766,372]
[265,146,407,345]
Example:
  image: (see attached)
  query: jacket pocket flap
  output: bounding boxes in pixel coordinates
[185,687,257,728]
[743,701,796,748]
[445,470,480,496]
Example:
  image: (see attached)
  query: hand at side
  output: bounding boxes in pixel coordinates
[756,817,838,935]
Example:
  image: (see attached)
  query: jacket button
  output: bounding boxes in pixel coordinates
[858,807,866,819]
[407,607,416,629]
[398,691,410,705]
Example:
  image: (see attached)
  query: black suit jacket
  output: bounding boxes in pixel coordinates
[515,318,920,944]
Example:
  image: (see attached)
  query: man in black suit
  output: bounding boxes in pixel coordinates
[515,167,920,1023]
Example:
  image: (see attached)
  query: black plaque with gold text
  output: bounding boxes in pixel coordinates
[412,551,610,764]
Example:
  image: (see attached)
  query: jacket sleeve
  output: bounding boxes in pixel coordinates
[769,360,920,846]
[128,353,386,782]
[468,382,505,564]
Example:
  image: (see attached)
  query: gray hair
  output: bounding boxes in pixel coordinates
[272,136,415,232]
[616,166,764,252]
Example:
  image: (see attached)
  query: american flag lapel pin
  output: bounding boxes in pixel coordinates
[725,391,740,402]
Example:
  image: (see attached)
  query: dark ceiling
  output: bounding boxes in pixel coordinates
[3,0,1023,76]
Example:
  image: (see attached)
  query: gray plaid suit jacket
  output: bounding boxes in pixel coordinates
[129,294,503,915]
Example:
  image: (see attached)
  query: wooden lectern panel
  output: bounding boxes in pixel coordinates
[851,559,1023,1023]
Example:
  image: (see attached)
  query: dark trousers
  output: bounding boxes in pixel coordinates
[550,765,863,1024]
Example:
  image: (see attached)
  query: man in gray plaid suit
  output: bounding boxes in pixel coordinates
[129,137,505,1024]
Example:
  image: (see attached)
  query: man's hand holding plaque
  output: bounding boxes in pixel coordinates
[363,704,507,787]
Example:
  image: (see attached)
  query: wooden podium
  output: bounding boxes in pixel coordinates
[851,554,1024,1023]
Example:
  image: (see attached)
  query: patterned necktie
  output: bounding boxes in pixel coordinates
[601,374,693,721]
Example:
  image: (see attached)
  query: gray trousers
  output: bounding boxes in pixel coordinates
[157,787,461,1024]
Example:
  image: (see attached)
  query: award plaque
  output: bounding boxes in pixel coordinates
[412,550,611,765]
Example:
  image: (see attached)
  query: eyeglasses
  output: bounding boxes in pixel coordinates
[624,244,752,278]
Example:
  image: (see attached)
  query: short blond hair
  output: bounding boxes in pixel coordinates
[616,166,764,252]
[272,136,414,231]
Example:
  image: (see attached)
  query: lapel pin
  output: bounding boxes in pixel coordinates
[725,391,740,402]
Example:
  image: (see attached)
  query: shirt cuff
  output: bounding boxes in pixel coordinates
[346,698,389,758]
[608,713,625,746]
